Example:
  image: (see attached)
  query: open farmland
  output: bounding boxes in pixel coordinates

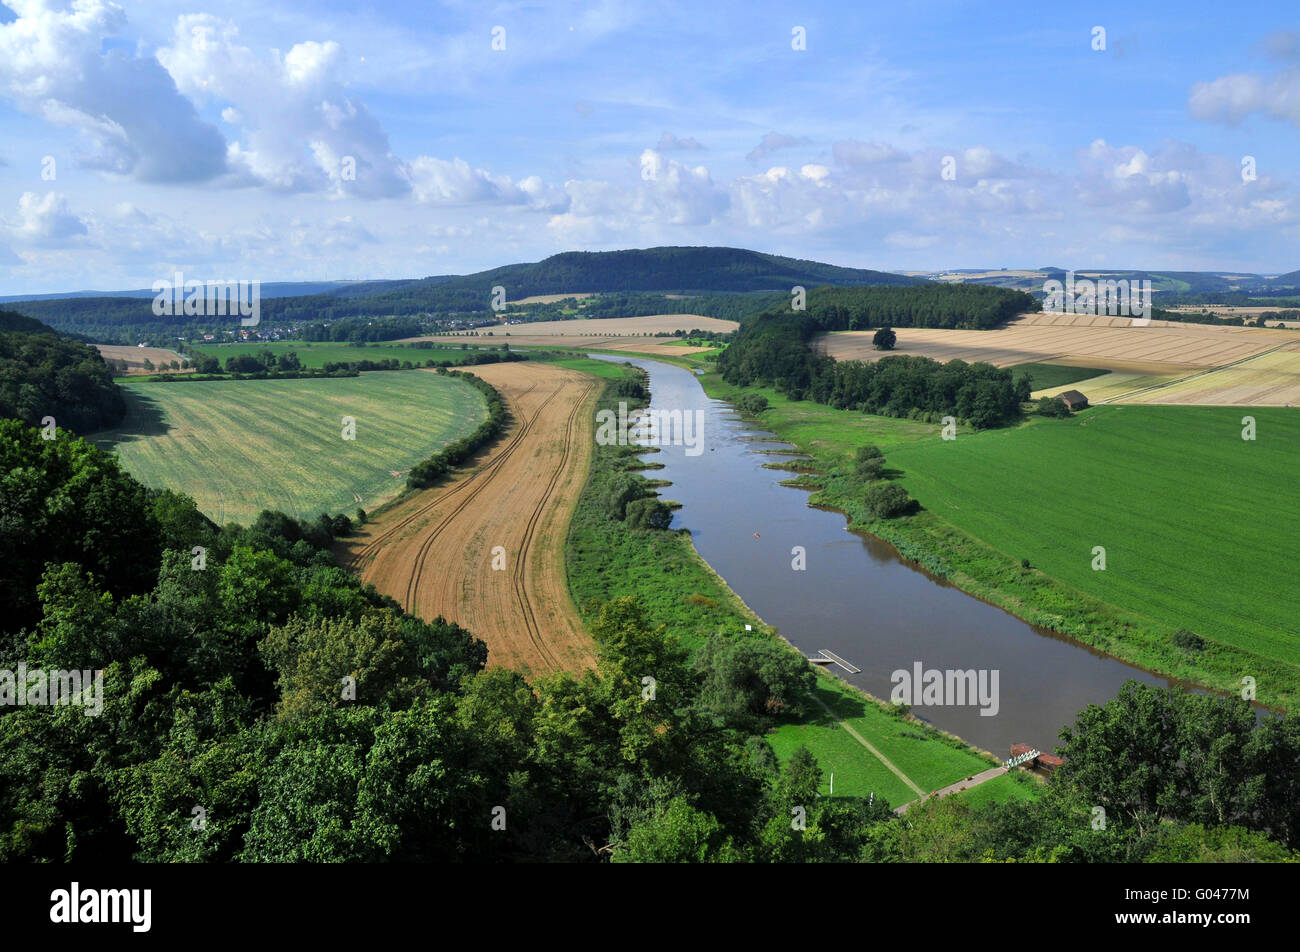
[93,372,487,524]
[96,344,191,374]
[886,405,1300,672]
[821,313,1296,369]
[339,362,600,676]
[405,313,737,357]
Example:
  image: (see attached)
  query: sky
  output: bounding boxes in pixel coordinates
[0,0,1298,294]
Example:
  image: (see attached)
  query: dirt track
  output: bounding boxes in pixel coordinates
[339,362,600,676]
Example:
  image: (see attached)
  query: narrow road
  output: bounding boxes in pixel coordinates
[894,766,1009,815]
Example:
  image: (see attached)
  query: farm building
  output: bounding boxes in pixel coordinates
[1057,389,1089,410]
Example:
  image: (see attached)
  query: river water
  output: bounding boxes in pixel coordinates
[593,354,1180,756]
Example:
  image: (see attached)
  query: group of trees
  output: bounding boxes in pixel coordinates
[718,311,1028,429]
[1,417,1295,862]
[854,445,916,518]
[406,371,507,489]
[0,310,125,433]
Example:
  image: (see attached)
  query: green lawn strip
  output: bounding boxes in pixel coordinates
[808,675,998,794]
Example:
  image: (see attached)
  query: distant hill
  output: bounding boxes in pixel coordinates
[0,280,390,305]
[0,310,54,334]
[419,247,924,297]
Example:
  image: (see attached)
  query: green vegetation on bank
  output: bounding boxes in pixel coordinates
[93,372,488,525]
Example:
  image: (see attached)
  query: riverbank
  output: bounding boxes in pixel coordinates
[697,369,1297,712]
[559,354,1040,807]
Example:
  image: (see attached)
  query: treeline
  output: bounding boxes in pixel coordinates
[0,309,125,433]
[406,370,508,489]
[796,284,1035,330]
[717,311,1028,428]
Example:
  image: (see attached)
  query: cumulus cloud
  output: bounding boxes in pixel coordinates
[1189,32,1300,127]
[746,131,811,162]
[656,131,704,151]
[0,0,227,182]
[11,191,89,244]
[158,14,407,197]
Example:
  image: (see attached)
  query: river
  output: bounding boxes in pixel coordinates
[593,354,1181,756]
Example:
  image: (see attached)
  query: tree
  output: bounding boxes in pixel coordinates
[625,497,672,530]
[863,481,914,518]
[855,444,885,479]
[872,326,897,350]
[1036,395,1071,418]
[736,393,768,414]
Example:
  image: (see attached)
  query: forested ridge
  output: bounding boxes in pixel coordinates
[0,309,125,433]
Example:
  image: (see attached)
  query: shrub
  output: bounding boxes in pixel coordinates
[864,482,915,519]
[1037,395,1072,418]
[1172,628,1206,652]
[625,497,673,530]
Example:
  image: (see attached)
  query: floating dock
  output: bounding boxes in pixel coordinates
[817,650,861,674]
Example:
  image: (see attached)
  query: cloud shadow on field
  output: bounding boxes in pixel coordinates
[91,388,171,446]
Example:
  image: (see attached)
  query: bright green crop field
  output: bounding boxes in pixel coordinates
[887,405,1300,667]
[93,372,487,524]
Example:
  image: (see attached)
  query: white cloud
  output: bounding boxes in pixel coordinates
[10,191,90,245]
[0,0,226,182]
[1189,33,1300,128]
[158,14,406,197]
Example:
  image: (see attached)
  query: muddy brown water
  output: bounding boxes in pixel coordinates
[592,354,1195,757]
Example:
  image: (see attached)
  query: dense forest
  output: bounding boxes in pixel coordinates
[718,307,1028,428]
[0,310,125,433]
[0,419,1295,862]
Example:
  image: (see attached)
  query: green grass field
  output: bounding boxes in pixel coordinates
[767,675,996,806]
[1011,362,1108,392]
[888,406,1300,667]
[94,372,487,524]
[187,340,498,369]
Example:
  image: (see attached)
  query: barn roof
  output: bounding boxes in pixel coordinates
[1058,389,1088,403]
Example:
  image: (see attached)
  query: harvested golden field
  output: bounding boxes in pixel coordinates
[405,314,737,357]
[509,292,595,304]
[1032,371,1184,404]
[1121,343,1300,406]
[338,362,599,676]
[821,313,1296,369]
[96,344,192,374]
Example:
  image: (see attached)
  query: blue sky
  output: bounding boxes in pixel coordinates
[0,0,1297,294]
